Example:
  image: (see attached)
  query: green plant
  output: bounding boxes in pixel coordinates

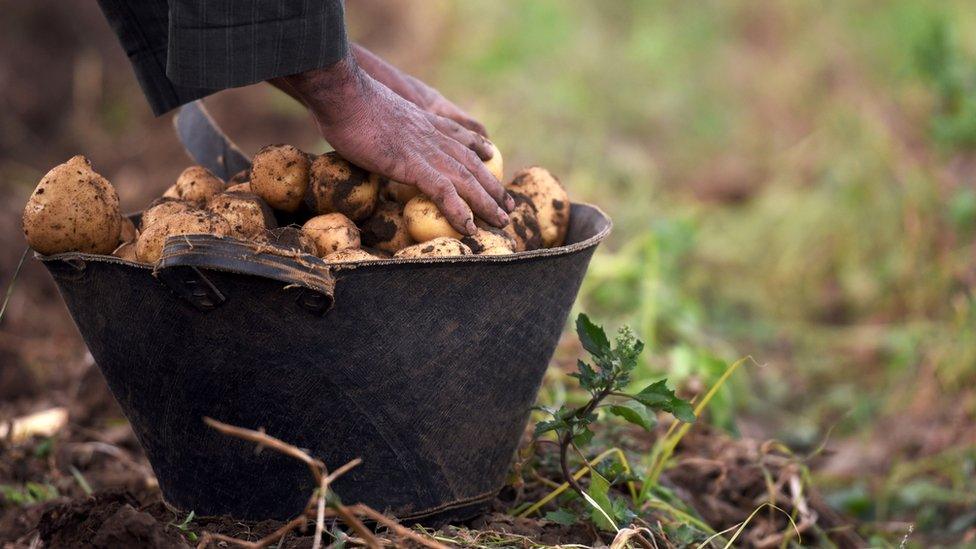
[168,511,198,542]
[534,313,695,532]
[0,482,59,506]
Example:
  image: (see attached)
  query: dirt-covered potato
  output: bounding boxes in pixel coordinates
[309,152,380,221]
[135,210,231,263]
[380,179,421,204]
[225,182,251,194]
[479,192,542,252]
[207,192,276,239]
[361,201,415,253]
[140,198,195,231]
[301,213,360,257]
[403,195,462,242]
[251,145,310,212]
[507,167,570,248]
[323,248,380,263]
[119,216,138,244]
[162,184,180,199]
[173,166,225,205]
[461,226,516,255]
[484,141,504,181]
[113,241,138,261]
[480,246,515,256]
[393,237,472,258]
[259,226,317,255]
[228,169,250,185]
[22,155,122,255]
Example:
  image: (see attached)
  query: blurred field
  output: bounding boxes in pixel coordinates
[3,0,976,545]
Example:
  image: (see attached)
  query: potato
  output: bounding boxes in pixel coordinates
[484,141,504,181]
[207,192,276,239]
[22,155,122,255]
[309,152,380,221]
[173,166,225,205]
[140,198,195,231]
[259,226,317,255]
[301,213,360,257]
[162,184,180,199]
[113,241,138,262]
[480,246,514,256]
[135,210,231,263]
[225,182,251,194]
[507,167,570,248]
[479,192,542,252]
[403,195,462,242]
[323,248,380,263]
[460,226,515,255]
[380,179,421,204]
[228,169,250,185]
[393,237,472,258]
[251,145,311,212]
[120,216,138,244]
[361,201,415,253]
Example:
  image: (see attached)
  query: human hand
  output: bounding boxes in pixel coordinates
[351,43,489,137]
[281,55,513,235]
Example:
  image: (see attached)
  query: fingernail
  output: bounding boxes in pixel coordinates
[465,219,477,235]
[497,210,509,225]
[504,193,516,211]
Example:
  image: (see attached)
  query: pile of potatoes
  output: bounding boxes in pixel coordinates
[22,144,572,264]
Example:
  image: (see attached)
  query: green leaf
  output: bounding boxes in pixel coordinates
[573,426,595,446]
[587,472,615,531]
[544,507,578,525]
[571,359,598,389]
[534,418,564,437]
[633,379,696,423]
[576,314,610,357]
[608,401,656,431]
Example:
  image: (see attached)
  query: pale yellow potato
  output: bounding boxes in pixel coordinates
[225,182,251,194]
[460,226,515,255]
[136,210,232,263]
[309,152,380,221]
[259,226,318,255]
[380,179,422,204]
[140,198,196,231]
[403,195,462,242]
[22,155,122,255]
[361,201,415,253]
[484,141,504,181]
[208,192,276,239]
[120,216,138,244]
[250,145,311,212]
[174,166,225,205]
[302,213,360,257]
[323,248,380,263]
[506,166,570,248]
[393,237,472,258]
[113,241,139,261]
[479,192,542,252]
[480,246,515,256]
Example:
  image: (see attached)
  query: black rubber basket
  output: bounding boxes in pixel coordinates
[36,101,612,522]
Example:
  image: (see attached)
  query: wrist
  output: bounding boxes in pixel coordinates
[283,54,367,123]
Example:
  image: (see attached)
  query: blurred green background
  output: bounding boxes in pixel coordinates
[2,0,976,545]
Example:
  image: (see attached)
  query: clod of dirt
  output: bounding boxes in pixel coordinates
[37,491,188,548]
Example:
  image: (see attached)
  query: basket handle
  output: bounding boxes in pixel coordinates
[155,234,335,315]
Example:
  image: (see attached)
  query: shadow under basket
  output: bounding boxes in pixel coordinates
[36,100,612,523]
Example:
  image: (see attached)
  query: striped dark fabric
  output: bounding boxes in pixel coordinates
[96,0,348,115]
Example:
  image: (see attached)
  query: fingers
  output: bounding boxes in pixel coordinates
[431,100,489,138]
[440,138,512,212]
[429,153,509,228]
[427,113,493,160]
[414,168,478,235]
